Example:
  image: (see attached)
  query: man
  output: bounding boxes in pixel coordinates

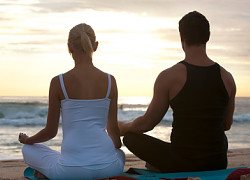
[119,11,236,172]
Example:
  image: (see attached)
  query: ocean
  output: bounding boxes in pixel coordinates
[0,96,249,160]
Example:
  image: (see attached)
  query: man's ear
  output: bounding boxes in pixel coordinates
[180,33,184,43]
[68,43,73,54]
[93,41,98,52]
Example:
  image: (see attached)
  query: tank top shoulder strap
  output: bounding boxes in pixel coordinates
[105,74,111,99]
[179,60,188,66]
[59,74,69,99]
[179,60,219,68]
[214,62,220,70]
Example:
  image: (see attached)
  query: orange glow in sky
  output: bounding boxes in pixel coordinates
[0,1,250,97]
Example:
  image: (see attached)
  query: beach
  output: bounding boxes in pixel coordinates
[0,148,249,180]
[0,96,250,179]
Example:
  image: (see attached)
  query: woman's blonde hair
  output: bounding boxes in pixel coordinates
[68,23,96,57]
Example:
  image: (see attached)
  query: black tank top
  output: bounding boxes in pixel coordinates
[169,61,229,161]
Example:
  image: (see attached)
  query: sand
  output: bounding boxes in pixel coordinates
[0,148,249,180]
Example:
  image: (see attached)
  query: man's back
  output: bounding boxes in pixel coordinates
[168,61,229,171]
[160,58,235,131]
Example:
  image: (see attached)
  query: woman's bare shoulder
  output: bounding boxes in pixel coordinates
[49,75,65,100]
[49,75,60,89]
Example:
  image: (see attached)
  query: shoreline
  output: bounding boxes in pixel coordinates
[0,148,249,180]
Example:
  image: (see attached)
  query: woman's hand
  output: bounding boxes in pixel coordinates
[19,133,30,144]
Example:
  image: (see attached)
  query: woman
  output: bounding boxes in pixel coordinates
[19,23,125,179]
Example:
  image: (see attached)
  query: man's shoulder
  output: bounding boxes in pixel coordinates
[154,62,187,94]
[220,64,235,82]
[159,62,186,78]
[155,62,186,89]
[219,65,234,82]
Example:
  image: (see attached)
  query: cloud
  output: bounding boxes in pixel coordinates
[2,0,250,61]
[2,0,250,24]
[0,17,13,21]
[28,0,249,20]
[150,28,180,42]
[97,29,130,34]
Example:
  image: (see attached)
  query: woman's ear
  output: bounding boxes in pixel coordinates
[93,41,98,52]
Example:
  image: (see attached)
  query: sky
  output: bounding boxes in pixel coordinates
[0,0,250,97]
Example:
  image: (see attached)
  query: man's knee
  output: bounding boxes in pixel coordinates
[123,132,142,147]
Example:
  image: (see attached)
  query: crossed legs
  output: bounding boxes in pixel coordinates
[123,132,172,172]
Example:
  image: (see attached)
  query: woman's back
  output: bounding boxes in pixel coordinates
[61,67,110,100]
[59,73,118,166]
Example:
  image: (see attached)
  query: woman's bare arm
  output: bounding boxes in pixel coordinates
[19,76,61,144]
[107,75,122,148]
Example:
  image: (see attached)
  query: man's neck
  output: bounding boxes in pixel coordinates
[183,44,213,66]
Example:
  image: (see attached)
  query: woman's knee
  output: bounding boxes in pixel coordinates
[22,144,34,163]
[116,148,125,165]
[22,144,31,156]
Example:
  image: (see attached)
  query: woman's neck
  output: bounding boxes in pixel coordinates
[72,52,94,69]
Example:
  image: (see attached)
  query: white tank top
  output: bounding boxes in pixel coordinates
[58,73,118,166]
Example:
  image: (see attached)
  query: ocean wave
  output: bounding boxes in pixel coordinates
[233,114,250,122]
[0,104,48,126]
[0,117,47,126]
[118,109,173,122]
[118,104,148,111]
[0,111,4,118]
[0,102,47,107]
[0,96,249,127]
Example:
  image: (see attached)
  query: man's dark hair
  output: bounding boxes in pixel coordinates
[179,11,210,46]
